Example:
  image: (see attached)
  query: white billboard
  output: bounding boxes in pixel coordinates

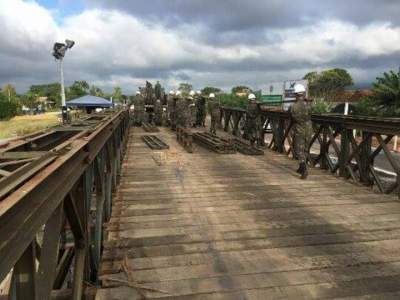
[263,82,284,96]
[263,79,309,110]
[283,80,309,101]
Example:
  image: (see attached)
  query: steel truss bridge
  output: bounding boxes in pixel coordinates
[1,108,400,299]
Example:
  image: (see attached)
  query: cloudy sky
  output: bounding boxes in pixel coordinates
[1,0,400,94]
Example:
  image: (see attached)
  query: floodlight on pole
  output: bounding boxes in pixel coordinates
[52,39,75,123]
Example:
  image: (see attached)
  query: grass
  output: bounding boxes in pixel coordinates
[0,113,60,139]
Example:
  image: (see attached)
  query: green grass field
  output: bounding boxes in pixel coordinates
[0,113,60,139]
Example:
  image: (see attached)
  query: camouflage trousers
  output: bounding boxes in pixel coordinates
[293,122,312,164]
[154,112,162,126]
[197,108,206,126]
[134,110,144,126]
[246,117,261,145]
[210,112,220,135]
[167,110,174,127]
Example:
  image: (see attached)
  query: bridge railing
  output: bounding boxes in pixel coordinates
[220,107,400,197]
[0,109,130,299]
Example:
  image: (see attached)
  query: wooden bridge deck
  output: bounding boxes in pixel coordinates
[97,127,400,300]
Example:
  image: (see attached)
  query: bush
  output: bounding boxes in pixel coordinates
[0,99,18,120]
[352,97,378,116]
[311,98,333,114]
[219,93,248,109]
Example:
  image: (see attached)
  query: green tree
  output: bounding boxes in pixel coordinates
[90,85,104,97]
[178,83,193,94]
[306,68,353,101]
[29,83,61,106]
[201,86,221,95]
[66,80,90,100]
[20,92,37,110]
[231,86,252,95]
[112,86,123,103]
[372,69,400,110]
[2,84,17,102]
[0,92,18,119]
[303,71,319,83]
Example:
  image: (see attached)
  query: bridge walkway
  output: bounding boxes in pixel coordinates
[97,127,400,299]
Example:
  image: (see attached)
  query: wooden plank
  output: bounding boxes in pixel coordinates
[99,127,400,299]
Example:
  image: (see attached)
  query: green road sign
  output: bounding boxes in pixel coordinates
[261,95,282,106]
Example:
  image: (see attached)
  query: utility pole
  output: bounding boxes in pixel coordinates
[52,39,75,123]
[59,59,66,121]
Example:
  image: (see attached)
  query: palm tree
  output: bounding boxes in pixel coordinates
[113,86,122,103]
[2,84,16,102]
[373,70,400,109]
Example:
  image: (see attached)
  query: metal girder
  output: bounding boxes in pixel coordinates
[220,107,400,196]
[0,153,58,200]
[36,203,64,300]
[0,109,129,289]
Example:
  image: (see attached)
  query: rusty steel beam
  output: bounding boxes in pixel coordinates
[222,106,400,136]
[220,107,400,196]
[0,109,130,294]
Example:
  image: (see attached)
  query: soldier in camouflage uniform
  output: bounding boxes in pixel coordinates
[189,91,197,127]
[133,91,145,126]
[154,99,163,126]
[196,90,206,127]
[167,91,176,128]
[175,91,185,128]
[245,93,261,147]
[209,93,220,135]
[182,94,192,129]
[154,81,162,100]
[290,84,312,179]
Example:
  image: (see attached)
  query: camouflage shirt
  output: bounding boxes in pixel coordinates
[246,100,260,119]
[209,98,221,119]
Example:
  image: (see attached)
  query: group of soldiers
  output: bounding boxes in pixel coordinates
[132,83,312,179]
[132,89,211,130]
[168,90,208,130]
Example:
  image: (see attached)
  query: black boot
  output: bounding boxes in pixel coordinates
[300,163,308,179]
[296,164,302,174]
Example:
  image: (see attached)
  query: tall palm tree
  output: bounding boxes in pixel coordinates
[113,86,122,103]
[373,70,400,109]
[2,84,16,102]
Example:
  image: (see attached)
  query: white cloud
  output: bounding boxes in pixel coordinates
[0,0,399,93]
[0,0,58,58]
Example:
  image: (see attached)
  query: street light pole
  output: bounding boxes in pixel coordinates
[53,39,75,124]
[59,58,67,122]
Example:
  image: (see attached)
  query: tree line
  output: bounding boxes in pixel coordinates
[1,67,399,120]
[0,81,127,119]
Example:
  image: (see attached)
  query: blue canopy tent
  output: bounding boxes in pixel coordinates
[66,95,113,108]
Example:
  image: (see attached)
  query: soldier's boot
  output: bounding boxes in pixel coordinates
[300,163,308,179]
[296,164,302,174]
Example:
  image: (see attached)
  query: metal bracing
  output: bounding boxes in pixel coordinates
[0,109,130,299]
[220,107,400,197]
